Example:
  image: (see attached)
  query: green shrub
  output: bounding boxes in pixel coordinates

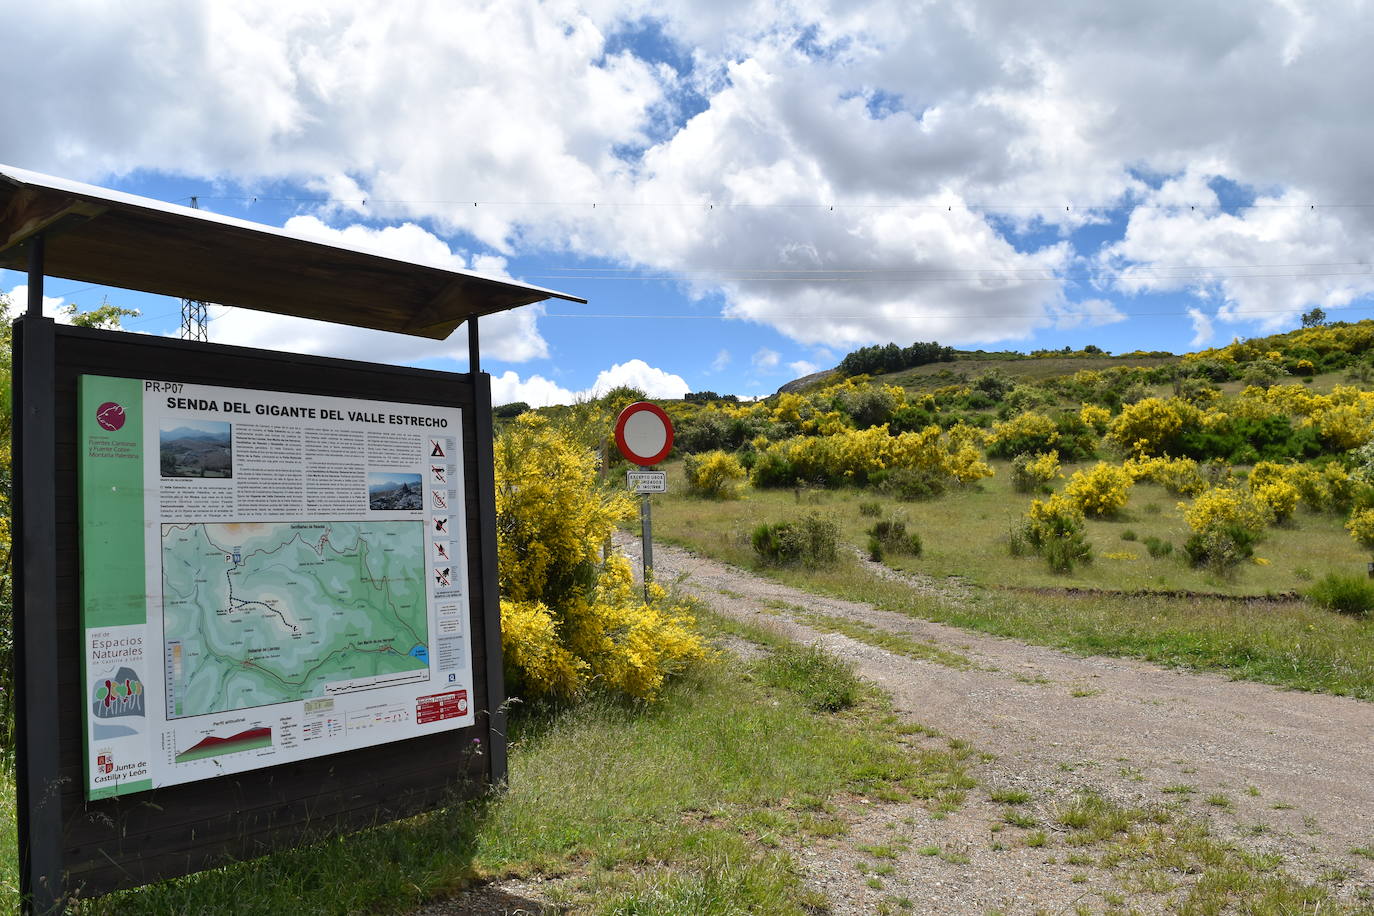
[751,514,839,567]
[752,521,801,564]
[797,514,840,565]
[1052,412,1100,462]
[867,519,923,557]
[1183,523,1258,572]
[1120,529,1138,541]
[493,400,531,419]
[858,501,883,517]
[674,409,764,454]
[1142,536,1174,558]
[750,451,796,488]
[871,467,946,501]
[1306,572,1374,616]
[1043,532,1092,574]
[834,383,901,429]
[1177,415,1322,464]
[1240,359,1285,389]
[867,535,884,562]
[755,643,861,711]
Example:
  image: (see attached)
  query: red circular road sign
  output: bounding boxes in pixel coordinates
[614,401,674,466]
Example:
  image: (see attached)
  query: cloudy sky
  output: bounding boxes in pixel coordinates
[3,0,1372,403]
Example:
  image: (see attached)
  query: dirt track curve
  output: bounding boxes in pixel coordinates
[430,538,1374,914]
[619,535,1374,912]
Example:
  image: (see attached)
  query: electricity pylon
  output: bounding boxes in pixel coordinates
[179,195,211,342]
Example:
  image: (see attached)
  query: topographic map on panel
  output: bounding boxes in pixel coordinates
[162,521,430,718]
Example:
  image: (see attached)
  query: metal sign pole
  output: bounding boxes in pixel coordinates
[613,402,671,603]
[640,492,654,603]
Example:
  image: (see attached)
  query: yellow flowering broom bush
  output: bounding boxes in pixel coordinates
[1247,460,1355,513]
[1010,450,1061,493]
[1021,494,1091,573]
[1063,461,1134,517]
[1079,404,1111,434]
[986,410,1059,458]
[1247,461,1302,522]
[499,599,585,698]
[684,449,748,499]
[496,414,707,700]
[1179,485,1272,570]
[1105,397,1203,458]
[1345,509,1374,551]
[1181,486,1273,538]
[1123,455,1207,497]
[751,424,993,489]
[1292,462,1356,512]
[1252,479,1300,524]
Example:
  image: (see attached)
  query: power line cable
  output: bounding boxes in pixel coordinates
[180,195,1374,212]
[526,269,1374,283]
[536,261,1371,275]
[541,303,1374,320]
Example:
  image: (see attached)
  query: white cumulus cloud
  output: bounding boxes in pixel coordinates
[490,371,579,408]
[589,359,690,398]
[1099,172,1374,334]
[752,348,781,370]
[7,0,1374,352]
[1187,308,1215,349]
[3,284,68,320]
[492,359,690,406]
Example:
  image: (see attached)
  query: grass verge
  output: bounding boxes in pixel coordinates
[655,505,1374,700]
[25,631,963,915]
[651,456,1371,598]
[1043,791,1374,915]
[1,755,15,911]
[787,607,974,670]
[913,587,1374,699]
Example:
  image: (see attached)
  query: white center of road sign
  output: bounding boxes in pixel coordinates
[622,411,668,458]
[627,470,667,493]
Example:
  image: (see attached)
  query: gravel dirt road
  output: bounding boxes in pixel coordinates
[433,537,1374,914]
[619,535,1374,913]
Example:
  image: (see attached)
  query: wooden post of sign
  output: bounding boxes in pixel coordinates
[15,234,66,916]
[640,491,654,602]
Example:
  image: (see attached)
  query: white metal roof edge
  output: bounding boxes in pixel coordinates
[0,162,587,304]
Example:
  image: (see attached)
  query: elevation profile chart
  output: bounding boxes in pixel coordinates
[175,727,273,763]
[79,376,477,799]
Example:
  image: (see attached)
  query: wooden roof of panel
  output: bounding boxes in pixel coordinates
[0,164,584,339]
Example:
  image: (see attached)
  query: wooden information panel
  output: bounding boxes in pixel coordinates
[14,321,506,901]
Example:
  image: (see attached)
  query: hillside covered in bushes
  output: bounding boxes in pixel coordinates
[653,319,1374,586]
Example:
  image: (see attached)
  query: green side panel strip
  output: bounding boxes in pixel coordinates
[78,376,147,628]
[79,376,148,799]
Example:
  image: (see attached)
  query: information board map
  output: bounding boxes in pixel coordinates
[163,521,429,718]
[79,377,475,799]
